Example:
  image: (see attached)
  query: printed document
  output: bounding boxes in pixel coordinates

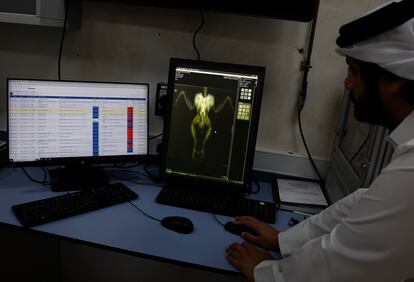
[277,178,327,206]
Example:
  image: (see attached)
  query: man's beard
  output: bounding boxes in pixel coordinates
[349,86,386,126]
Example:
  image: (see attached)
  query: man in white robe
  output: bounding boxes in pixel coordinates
[226,1,414,281]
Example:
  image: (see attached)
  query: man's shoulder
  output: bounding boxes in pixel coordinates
[366,157,414,206]
[383,139,414,173]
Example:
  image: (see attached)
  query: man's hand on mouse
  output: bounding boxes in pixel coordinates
[233,216,280,251]
[226,241,272,282]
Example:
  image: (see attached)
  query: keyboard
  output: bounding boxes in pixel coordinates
[156,185,277,223]
[12,182,138,228]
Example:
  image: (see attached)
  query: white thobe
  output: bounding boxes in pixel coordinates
[254,111,414,282]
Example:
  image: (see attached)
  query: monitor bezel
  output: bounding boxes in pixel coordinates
[7,78,150,167]
[161,58,265,192]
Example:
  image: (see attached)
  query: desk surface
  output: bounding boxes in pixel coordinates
[0,166,302,274]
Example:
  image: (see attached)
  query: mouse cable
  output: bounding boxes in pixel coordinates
[21,167,50,185]
[193,10,205,61]
[297,109,325,190]
[128,201,161,222]
[58,0,70,81]
[212,214,225,227]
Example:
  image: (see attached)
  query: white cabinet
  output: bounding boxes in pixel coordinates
[0,0,65,27]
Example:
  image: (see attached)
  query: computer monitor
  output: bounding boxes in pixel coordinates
[7,79,148,190]
[162,58,265,192]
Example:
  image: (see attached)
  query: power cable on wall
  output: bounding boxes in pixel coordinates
[295,0,327,196]
[58,0,70,80]
[297,110,325,187]
[193,10,206,61]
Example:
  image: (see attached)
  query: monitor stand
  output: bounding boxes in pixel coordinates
[49,165,109,192]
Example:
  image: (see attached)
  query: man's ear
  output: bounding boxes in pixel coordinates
[389,78,407,93]
[380,77,407,94]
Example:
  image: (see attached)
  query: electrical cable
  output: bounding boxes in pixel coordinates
[297,110,325,189]
[129,201,161,222]
[213,214,225,226]
[21,167,49,185]
[192,10,205,61]
[149,133,163,140]
[296,0,320,112]
[105,170,163,222]
[58,0,70,80]
[295,0,327,201]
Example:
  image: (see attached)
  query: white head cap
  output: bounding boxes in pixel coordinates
[336,1,414,80]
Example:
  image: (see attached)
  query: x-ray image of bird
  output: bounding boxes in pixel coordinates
[167,84,237,177]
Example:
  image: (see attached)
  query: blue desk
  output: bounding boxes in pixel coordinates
[0,167,302,274]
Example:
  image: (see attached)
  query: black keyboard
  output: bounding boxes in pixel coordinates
[12,182,138,228]
[156,186,276,223]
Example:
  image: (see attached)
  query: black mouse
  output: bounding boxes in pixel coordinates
[161,216,194,234]
[224,221,255,236]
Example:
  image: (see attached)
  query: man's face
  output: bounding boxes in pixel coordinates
[344,57,386,126]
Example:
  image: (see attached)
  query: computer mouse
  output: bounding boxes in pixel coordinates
[224,221,256,236]
[161,216,194,234]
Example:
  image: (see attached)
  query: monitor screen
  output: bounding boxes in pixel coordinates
[163,58,265,189]
[8,79,148,165]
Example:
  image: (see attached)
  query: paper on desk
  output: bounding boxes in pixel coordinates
[277,179,327,206]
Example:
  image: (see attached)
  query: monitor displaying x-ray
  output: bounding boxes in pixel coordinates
[163,58,265,187]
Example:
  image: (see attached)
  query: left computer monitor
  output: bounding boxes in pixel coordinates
[7,79,149,190]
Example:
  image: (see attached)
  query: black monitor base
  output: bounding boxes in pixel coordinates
[49,166,109,192]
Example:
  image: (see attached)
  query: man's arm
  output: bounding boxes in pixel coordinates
[226,189,366,281]
[254,170,414,282]
[279,188,366,256]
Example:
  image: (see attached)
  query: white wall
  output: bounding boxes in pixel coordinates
[303,0,390,157]
[0,0,390,162]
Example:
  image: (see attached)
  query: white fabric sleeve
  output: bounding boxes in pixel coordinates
[279,188,366,256]
[254,261,285,282]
